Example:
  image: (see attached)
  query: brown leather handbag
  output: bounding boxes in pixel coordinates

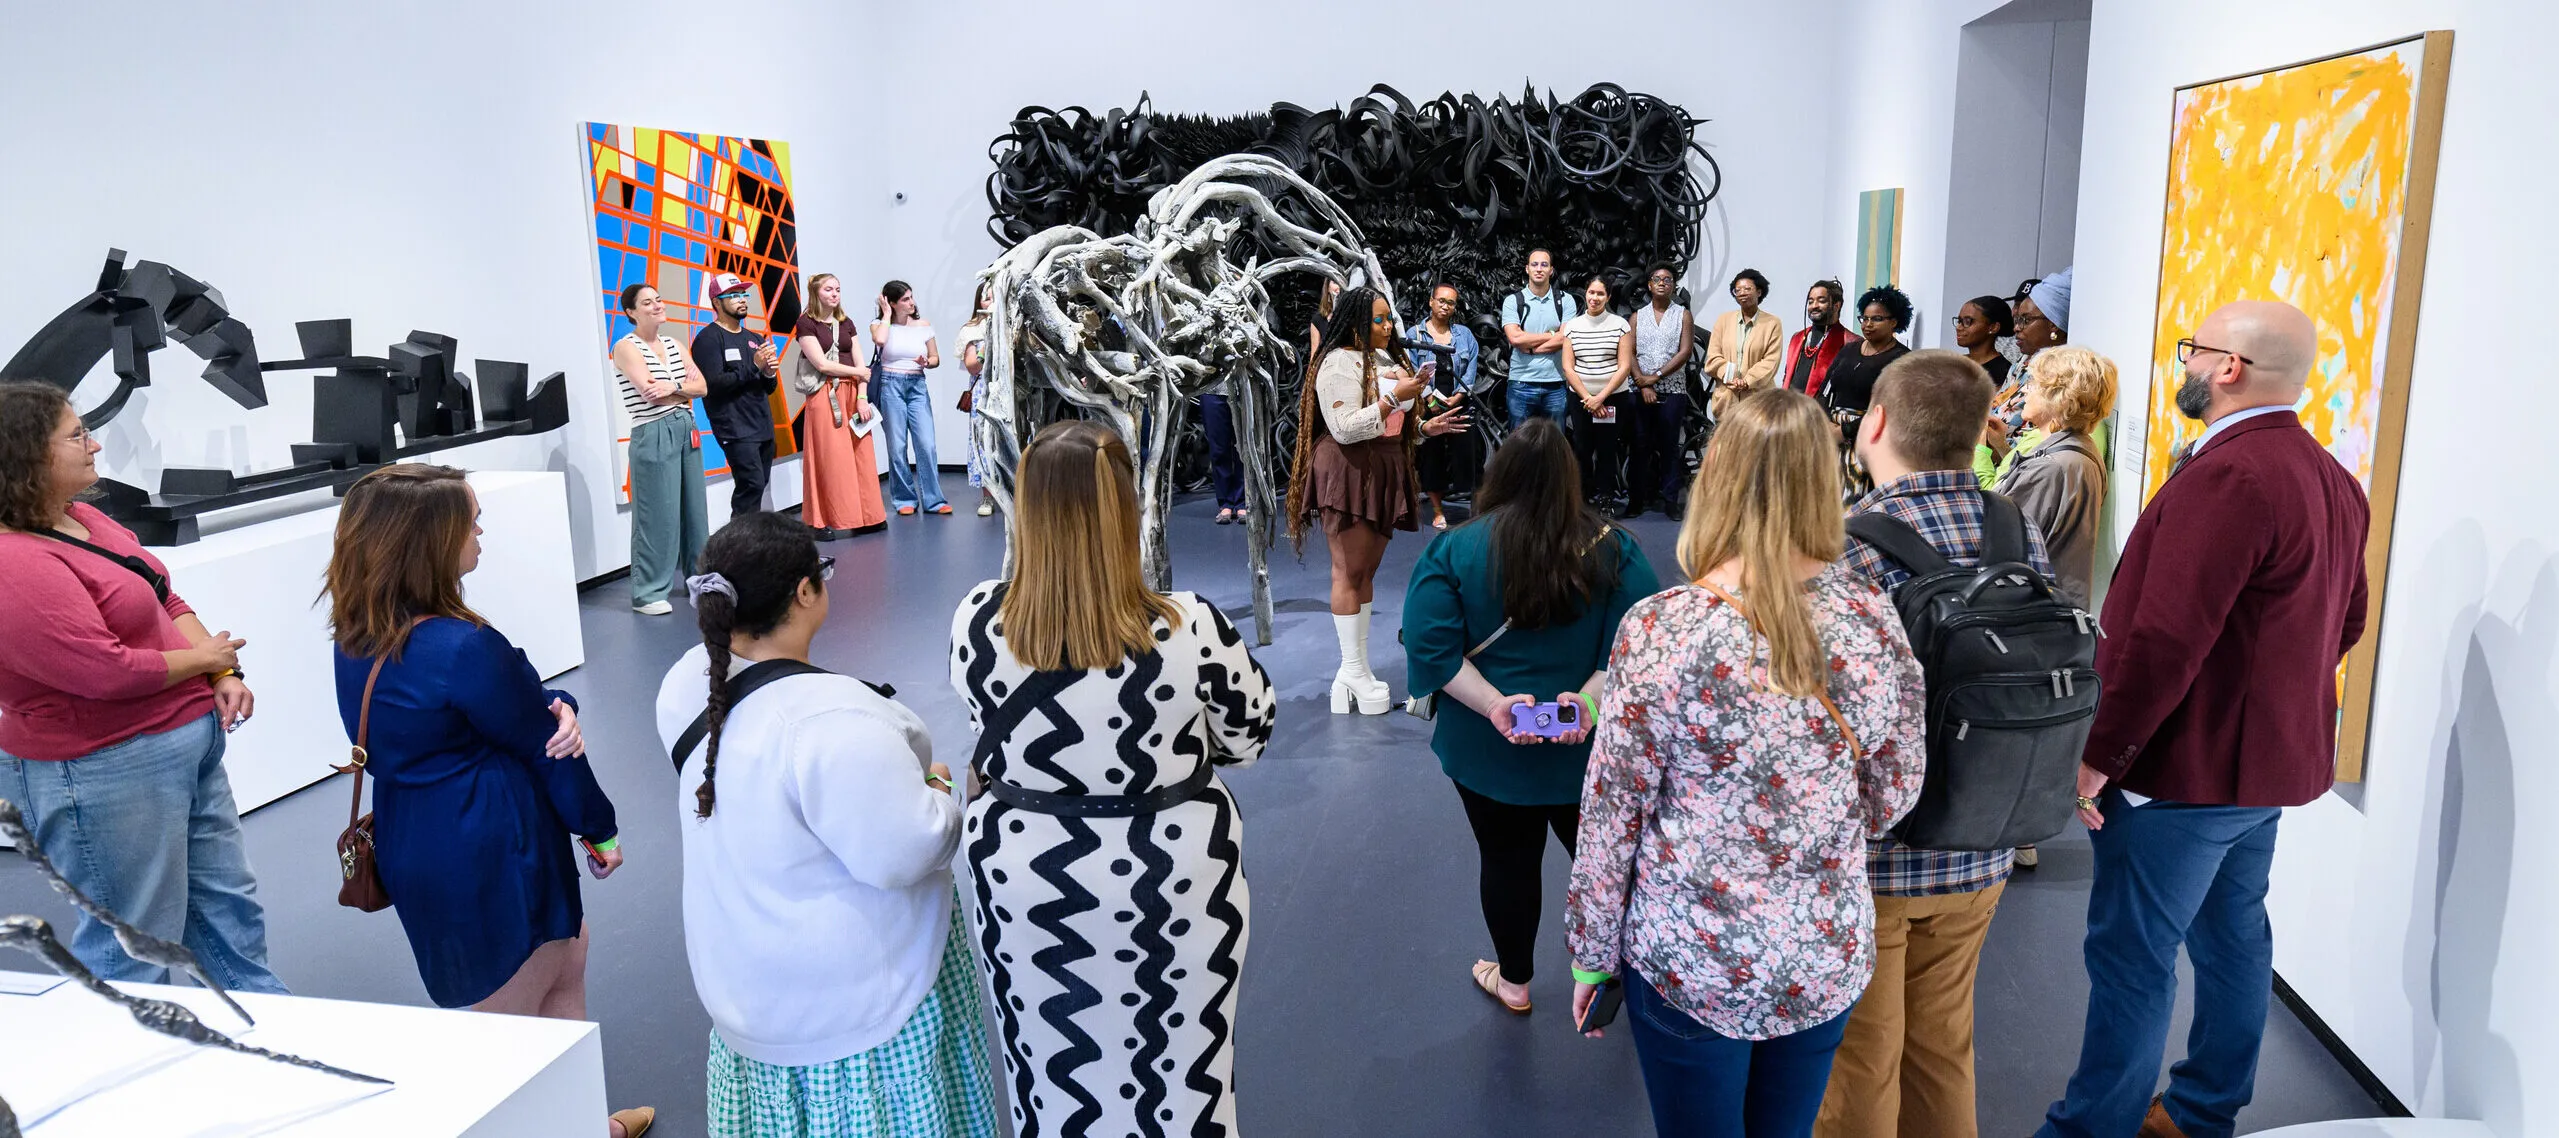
[333,632,411,912]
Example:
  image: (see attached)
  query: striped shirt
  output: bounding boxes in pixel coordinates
[617,333,692,426]
[1564,312,1629,385]
[1842,469,2053,896]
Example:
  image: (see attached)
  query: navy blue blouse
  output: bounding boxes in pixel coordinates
[332,617,617,1007]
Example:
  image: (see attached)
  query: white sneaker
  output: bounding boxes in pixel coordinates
[976,499,994,516]
[633,600,674,616]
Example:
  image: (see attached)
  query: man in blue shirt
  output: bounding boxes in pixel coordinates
[1499,249,1575,425]
[690,273,780,514]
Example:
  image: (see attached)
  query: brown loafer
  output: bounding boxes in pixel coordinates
[2138,1095,2188,1138]
[611,1106,656,1138]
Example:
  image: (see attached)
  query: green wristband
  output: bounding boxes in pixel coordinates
[1571,966,1614,986]
[588,837,619,854]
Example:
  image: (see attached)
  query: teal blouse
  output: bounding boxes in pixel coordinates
[1401,520,1663,805]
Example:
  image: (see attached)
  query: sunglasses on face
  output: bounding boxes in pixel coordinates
[816,555,837,582]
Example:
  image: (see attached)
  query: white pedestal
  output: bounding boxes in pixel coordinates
[0,972,603,1136]
[150,470,585,813]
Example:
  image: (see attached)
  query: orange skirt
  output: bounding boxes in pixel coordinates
[799,395,887,532]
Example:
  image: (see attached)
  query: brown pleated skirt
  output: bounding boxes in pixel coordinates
[1307,434,1419,535]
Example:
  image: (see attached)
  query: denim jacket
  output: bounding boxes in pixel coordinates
[1407,321,1479,394]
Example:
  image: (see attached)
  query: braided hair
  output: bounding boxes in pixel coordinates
[690,511,825,818]
[1283,284,1414,554]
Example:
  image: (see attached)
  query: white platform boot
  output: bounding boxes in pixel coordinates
[1330,612,1390,714]
[1356,603,1393,708]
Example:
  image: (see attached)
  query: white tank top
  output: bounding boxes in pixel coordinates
[877,322,932,375]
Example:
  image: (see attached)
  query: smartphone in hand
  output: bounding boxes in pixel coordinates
[1509,699,1584,739]
[1578,976,1626,1033]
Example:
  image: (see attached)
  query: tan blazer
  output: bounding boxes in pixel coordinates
[1704,310,1785,392]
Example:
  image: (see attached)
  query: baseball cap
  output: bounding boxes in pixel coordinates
[708,273,753,299]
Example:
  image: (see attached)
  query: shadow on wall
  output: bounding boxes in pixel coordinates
[2401,535,2549,1132]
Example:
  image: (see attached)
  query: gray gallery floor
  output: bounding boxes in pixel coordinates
[0,471,2389,1136]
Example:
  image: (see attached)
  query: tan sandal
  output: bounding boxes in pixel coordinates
[610,1106,656,1138]
[1471,959,1531,1015]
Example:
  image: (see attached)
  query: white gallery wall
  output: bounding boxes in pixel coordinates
[1836,0,2559,1132]
[0,0,880,581]
[864,0,1856,460]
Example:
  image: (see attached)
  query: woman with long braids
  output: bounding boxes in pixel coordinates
[1286,283,1468,715]
[655,510,994,1137]
[951,420,1276,1137]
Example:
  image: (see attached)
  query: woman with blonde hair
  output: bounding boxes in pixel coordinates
[1564,388,1926,1137]
[950,420,1276,1137]
[323,463,649,1135]
[793,272,888,538]
[1285,284,1469,714]
[1993,345,2117,607]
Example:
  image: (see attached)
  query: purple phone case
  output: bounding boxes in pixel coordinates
[1510,700,1583,738]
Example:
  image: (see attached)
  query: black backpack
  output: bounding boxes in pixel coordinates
[1846,493,2101,851]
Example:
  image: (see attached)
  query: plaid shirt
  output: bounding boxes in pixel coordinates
[1844,469,2054,896]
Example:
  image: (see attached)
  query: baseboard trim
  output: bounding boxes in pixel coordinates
[2272,970,2412,1117]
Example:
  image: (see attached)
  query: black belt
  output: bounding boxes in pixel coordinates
[983,761,1217,819]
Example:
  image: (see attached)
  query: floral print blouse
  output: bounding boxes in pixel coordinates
[1565,567,1927,1040]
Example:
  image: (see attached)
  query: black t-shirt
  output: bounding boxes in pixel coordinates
[691,321,778,442]
[1819,341,1910,417]
[1980,353,2013,387]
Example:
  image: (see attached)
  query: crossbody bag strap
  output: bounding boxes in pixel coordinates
[28,527,169,603]
[338,616,431,828]
[670,658,836,772]
[1695,579,1865,760]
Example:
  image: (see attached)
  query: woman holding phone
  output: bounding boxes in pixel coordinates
[1284,285,1468,715]
[1403,417,1658,1016]
[1564,390,1924,1137]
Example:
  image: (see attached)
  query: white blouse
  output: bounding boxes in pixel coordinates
[1315,348,1395,444]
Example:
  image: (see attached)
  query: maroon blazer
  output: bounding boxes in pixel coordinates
[2085,411,2369,806]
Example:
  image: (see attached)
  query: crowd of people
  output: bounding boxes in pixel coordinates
[0,245,2368,1137]
[610,274,1000,616]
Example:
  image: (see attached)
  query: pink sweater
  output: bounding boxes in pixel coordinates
[0,503,217,760]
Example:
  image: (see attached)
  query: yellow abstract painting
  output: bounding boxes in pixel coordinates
[2138,33,2451,780]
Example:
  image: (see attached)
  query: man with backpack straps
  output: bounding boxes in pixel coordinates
[1816,351,2072,1138]
[1499,248,1576,425]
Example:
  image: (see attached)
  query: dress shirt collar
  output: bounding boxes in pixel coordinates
[2192,403,2292,455]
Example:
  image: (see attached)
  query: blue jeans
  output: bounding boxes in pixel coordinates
[1627,967,1852,1138]
[2,714,286,993]
[1198,393,1246,510]
[877,369,947,511]
[2037,794,2281,1138]
[1507,381,1570,425]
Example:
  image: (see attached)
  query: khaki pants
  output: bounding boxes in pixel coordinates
[1816,881,2007,1138]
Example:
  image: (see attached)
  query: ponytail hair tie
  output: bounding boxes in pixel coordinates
[686,572,737,603]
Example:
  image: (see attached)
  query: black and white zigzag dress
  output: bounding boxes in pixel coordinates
[950,583,1276,1137]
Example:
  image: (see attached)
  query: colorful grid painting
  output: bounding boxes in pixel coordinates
[582,123,805,498]
[2138,33,2452,780]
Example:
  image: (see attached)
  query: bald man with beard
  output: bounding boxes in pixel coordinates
[2035,301,2369,1138]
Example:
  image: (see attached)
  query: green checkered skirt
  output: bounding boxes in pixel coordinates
[706,912,999,1138]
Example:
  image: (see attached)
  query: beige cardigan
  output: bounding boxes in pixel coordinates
[1704,309,1786,391]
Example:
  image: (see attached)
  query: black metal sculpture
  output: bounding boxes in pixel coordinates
[987,83,1722,356]
[2,249,570,544]
[0,799,254,1029]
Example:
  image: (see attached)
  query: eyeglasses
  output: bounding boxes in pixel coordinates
[1952,315,1980,326]
[815,555,837,582]
[55,426,93,448]
[1859,312,1895,325]
[2175,338,2254,366]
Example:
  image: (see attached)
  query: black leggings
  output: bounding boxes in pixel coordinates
[1454,781,1581,985]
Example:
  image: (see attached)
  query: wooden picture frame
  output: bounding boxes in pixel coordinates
[2133,32,2453,782]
